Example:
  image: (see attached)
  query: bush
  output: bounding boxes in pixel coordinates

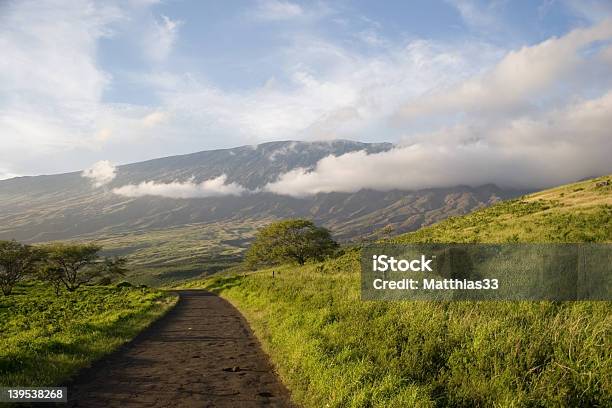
[98,276,112,285]
[245,219,338,269]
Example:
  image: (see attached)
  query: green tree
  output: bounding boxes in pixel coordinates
[245,219,338,268]
[0,240,43,295]
[38,264,64,295]
[41,243,127,292]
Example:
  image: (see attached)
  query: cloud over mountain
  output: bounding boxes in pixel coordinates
[265,90,612,196]
[82,160,117,187]
[112,175,247,198]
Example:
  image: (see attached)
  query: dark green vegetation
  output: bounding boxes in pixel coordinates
[188,175,612,407]
[41,242,127,292]
[1,240,127,295]
[95,220,270,285]
[0,141,525,282]
[0,240,41,295]
[246,219,338,268]
[0,281,176,386]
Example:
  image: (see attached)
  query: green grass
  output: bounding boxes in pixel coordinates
[0,282,177,387]
[94,219,269,266]
[187,175,612,407]
[392,175,611,244]
[84,219,274,285]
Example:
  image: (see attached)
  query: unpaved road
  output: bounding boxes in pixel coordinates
[64,290,293,407]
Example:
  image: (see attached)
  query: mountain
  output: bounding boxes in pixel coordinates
[0,140,527,279]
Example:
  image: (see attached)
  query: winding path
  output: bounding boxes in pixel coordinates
[65,290,293,407]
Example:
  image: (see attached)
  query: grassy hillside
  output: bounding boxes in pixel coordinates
[93,220,272,285]
[0,283,177,387]
[189,175,612,407]
[393,175,611,244]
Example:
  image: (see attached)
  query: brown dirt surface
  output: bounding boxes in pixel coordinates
[63,290,293,407]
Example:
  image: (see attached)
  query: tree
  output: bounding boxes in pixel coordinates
[379,224,396,238]
[41,243,127,292]
[103,256,129,277]
[245,219,338,269]
[0,240,42,295]
[38,264,64,295]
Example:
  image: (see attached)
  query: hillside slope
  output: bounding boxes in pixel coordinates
[194,175,612,407]
[394,174,612,243]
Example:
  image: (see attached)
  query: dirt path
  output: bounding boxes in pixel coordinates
[64,290,293,407]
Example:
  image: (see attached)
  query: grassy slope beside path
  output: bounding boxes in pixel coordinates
[0,282,177,387]
[191,175,612,407]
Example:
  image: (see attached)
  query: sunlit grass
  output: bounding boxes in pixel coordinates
[0,282,177,386]
[198,256,611,407]
[187,175,612,407]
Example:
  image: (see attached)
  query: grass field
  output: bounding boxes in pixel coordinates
[187,175,612,407]
[392,175,611,244]
[87,220,273,286]
[0,282,177,387]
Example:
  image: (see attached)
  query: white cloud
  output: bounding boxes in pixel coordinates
[0,1,118,104]
[94,128,113,143]
[398,19,612,121]
[82,160,117,187]
[156,38,497,145]
[269,141,299,161]
[265,90,612,196]
[0,169,20,181]
[141,110,170,127]
[112,175,248,198]
[0,2,182,176]
[0,0,124,173]
[252,0,304,21]
[446,0,501,31]
[142,14,182,62]
[356,29,388,47]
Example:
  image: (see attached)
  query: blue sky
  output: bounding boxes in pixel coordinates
[97,0,599,103]
[98,1,564,97]
[1,0,612,188]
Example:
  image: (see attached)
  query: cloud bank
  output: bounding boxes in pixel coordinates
[265,90,612,196]
[112,175,247,198]
[398,19,612,121]
[82,160,117,187]
[258,19,608,197]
